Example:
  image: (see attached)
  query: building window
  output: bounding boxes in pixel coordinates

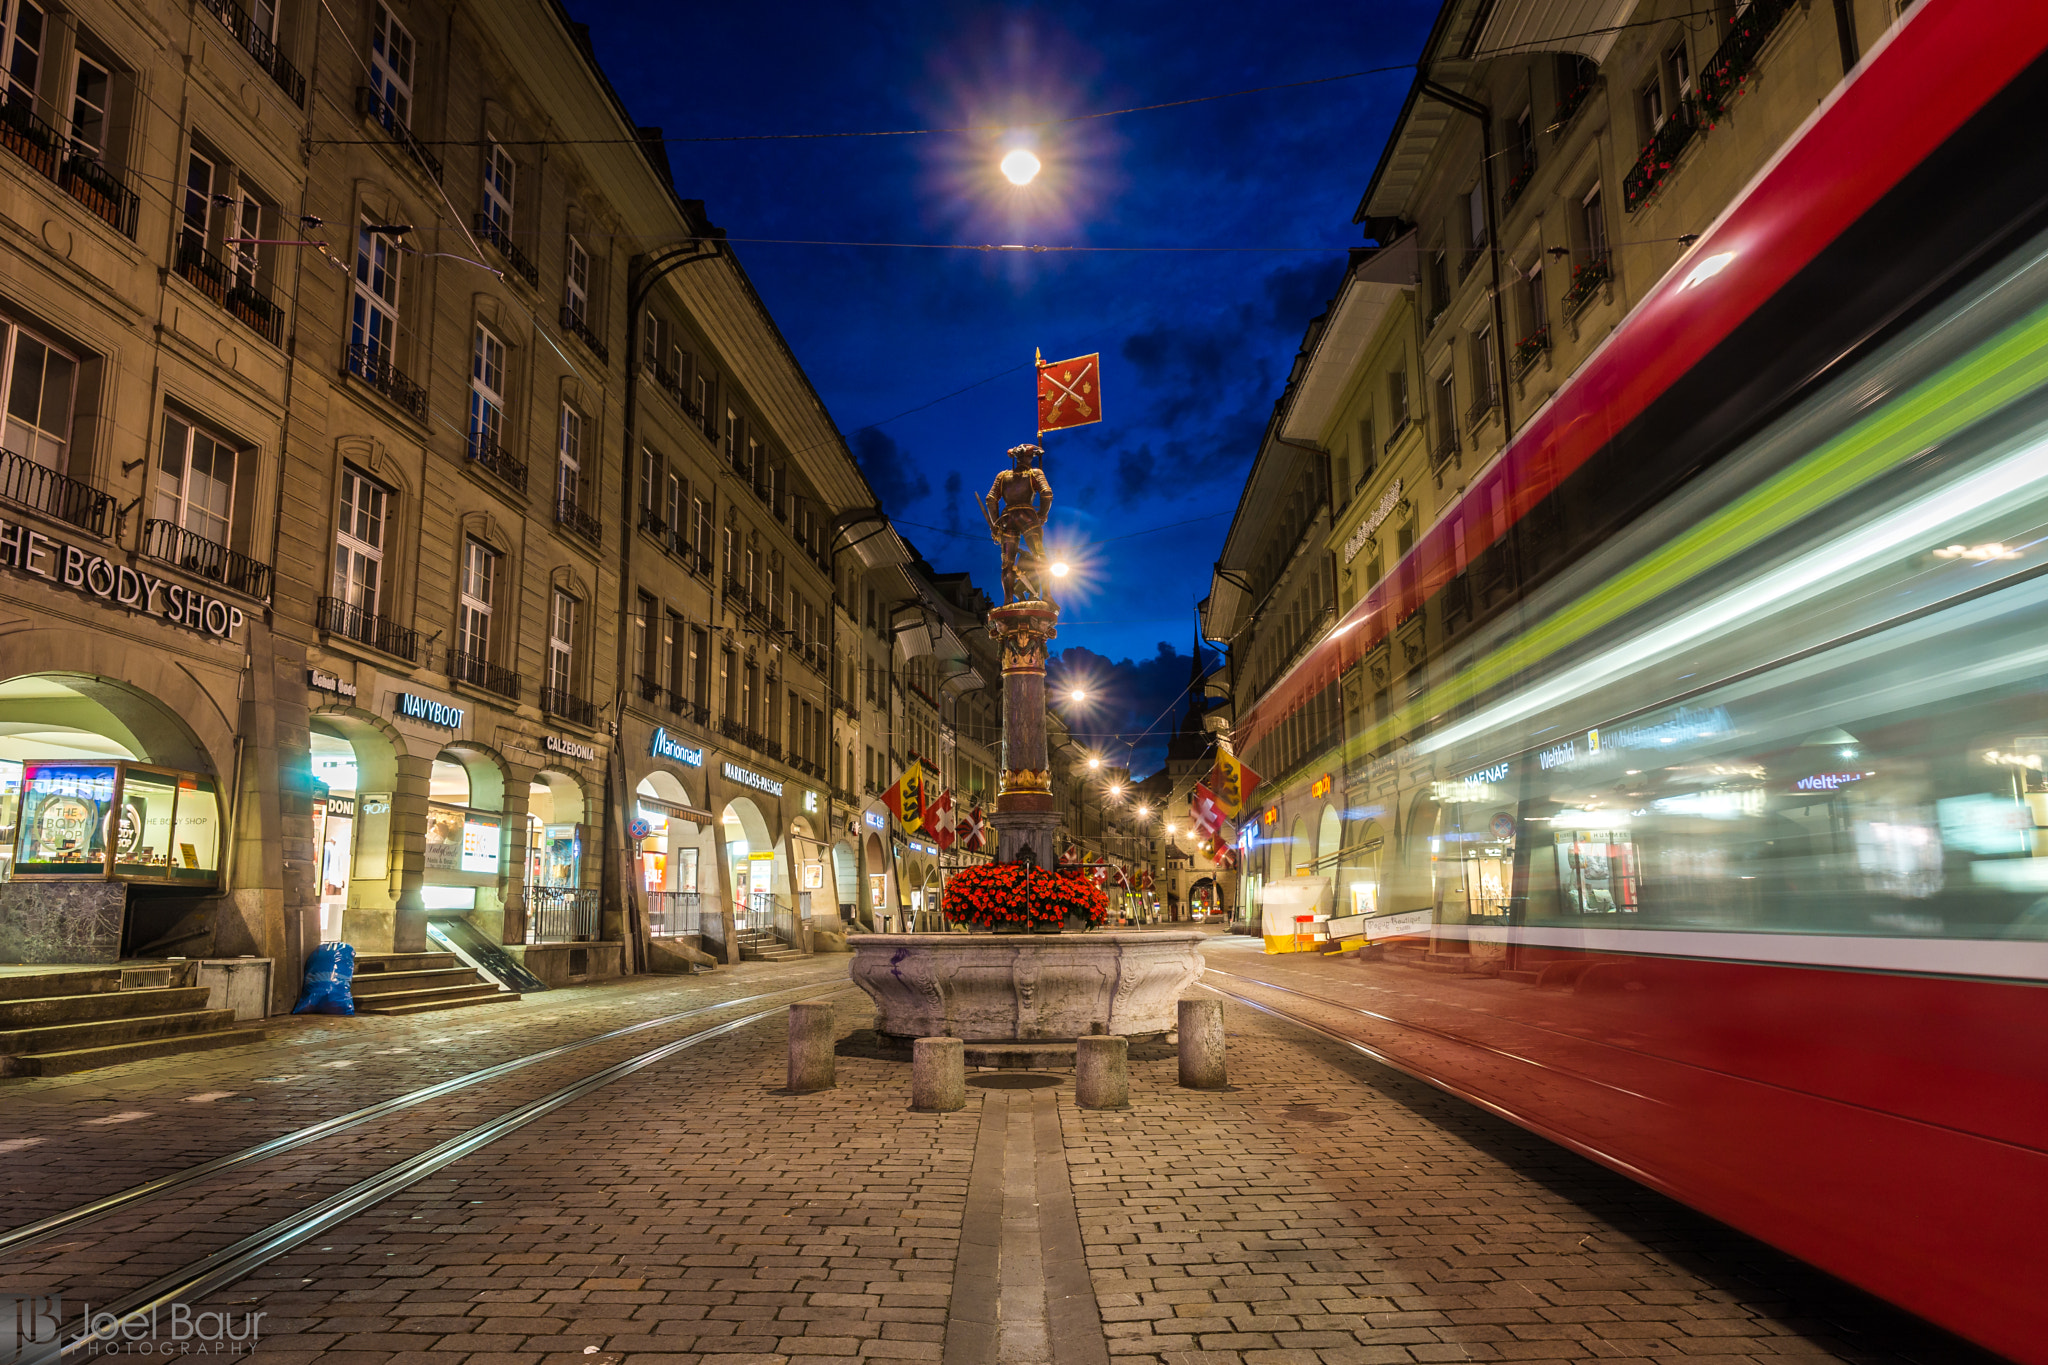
[693,495,709,560]
[1,321,76,471]
[2,0,45,105]
[547,589,578,695]
[723,408,737,461]
[481,138,514,232]
[469,323,504,455]
[639,447,658,515]
[179,150,215,257]
[228,190,265,294]
[352,219,402,359]
[1666,42,1692,102]
[689,626,708,704]
[1581,183,1608,262]
[457,538,496,663]
[720,647,736,720]
[692,369,707,414]
[333,466,388,614]
[557,403,581,506]
[1639,74,1665,137]
[1522,264,1548,336]
[155,412,238,548]
[68,52,109,160]
[1355,417,1375,487]
[636,589,659,685]
[564,235,589,325]
[664,471,682,541]
[369,2,414,128]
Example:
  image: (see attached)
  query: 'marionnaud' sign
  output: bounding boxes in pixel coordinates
[1342,479,1404,566]
[650,728,704,767]
[2,517,249,640]
[722,761,783,798]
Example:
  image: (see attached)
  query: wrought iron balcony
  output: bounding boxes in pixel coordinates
[1623,97,1702,212]
[1381,415,1411,455]
[560,305,608,362]
[449,650,520,700]
[1,94,60,180]
[316,595,422,661]
[719,717,747,744]
[1513,325,1551,378]
[226,278,285,346]
[638,507,668,538]
[723,576,749,611]
[1465,385,1499,430]
[649,364,703,421]
[472,212,539,286]
[1429,427,1460,471]
[1,446,115,536]
[357,87,443,181]
[690,702,711,727]
[141,519,272,598]
[1501,157,1535,214]
[466,432,527,492]
[635,673,662,703]
[1,99,139,238]
[346,343,428,420]
[540,685,597,727]
[1697,0,1794,121]
[1553,75,1595,134]
[201,0,306,104]
[762,739,783,762]
[555,494,602,547]
[1562,253,1612,321]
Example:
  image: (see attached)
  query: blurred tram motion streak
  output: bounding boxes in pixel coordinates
[1231,4,2048,1359]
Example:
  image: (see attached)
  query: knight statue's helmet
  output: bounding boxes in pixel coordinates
[1007,443,1043,467]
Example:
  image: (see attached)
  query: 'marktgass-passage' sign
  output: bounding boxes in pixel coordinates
[2,518,247,640]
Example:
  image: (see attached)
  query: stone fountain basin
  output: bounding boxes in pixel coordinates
[849,931,1205,1041]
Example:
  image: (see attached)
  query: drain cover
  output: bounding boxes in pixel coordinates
[969,1073,1063,1089]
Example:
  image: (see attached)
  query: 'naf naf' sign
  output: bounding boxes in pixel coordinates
[1,517,248,640]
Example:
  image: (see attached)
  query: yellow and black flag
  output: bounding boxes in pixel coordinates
[882,760,928,830]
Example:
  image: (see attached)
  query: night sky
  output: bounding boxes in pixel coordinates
[573,0,1436,772]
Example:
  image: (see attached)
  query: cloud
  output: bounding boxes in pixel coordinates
[1114,445,1154,505]
[1263,259,1347,327]
[1048,640,1214,777]
[943,469,965,535]
[852,428,931,512]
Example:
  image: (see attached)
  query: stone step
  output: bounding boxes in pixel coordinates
[0,986,212,1029]
[0,969,122,1001]
[353,985,519,1016]
[348,967,489,996]
[0,1008,236,1058]
[8,1027,268,1077]
[351,952,462,974]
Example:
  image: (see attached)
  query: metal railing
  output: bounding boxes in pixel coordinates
[466,433,527,491]
[637,507,668,538]
[1562,253,1611,321]
[1,446,115,536]
[1623,96,1702,212]
[541,685,597,726]
[449,650,520,699]
[1,93,60,179]
[316,595,422,661]
[555,494,602,546]
[472,212,538,285]
[1696,0,1794,122]
[1501,157,1534,214]
[346,343,428,420]
[1465,385,1499,430]
[646,890,701,937]
[357,86,443,182]
[1428,426,1459,471]
[560,305,608,362]
[650,365,703,421]
[719,717,747,744]
[141,519,272,598]
[1,96,141,238]
[528,886,599,943]
[635,673,661,703]
[1513,325,1551,378]
[174,241,285,345]
[201,0,306,103]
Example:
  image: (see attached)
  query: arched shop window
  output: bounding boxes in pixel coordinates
[422,749,503,911]
[530,775,586,892]
[9,762,220,883]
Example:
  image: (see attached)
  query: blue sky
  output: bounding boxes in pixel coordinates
[573,0,1435,770]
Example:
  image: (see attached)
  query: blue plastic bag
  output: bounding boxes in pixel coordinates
[292,941,356,1015]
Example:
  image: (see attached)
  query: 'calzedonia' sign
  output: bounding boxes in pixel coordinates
[2,517,248,640]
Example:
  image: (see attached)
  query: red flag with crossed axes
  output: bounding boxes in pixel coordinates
[1037,352,1102,433]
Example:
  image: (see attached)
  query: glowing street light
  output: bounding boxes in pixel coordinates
[1165,823,1178,836]
[1107,784,1123,799]
[1136,805,1150,818]
[1068,688,1087,703]
[999,148,1042,185]
[1049,561,1069,577]
[1087,757,1102,770]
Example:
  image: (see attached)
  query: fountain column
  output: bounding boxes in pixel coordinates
[985,597,1060,871]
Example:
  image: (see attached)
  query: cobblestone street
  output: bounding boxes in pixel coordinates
[0,947,1997,1365]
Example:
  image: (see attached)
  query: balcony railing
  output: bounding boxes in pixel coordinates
[761,739,783,762]
[635,673,661,703]
[690,701,711,727]
[555,494,602,547]
[637,507,668,538]
[528,886,599,943]
[201,0,306,104]
[1513,325,1551,378]
[1465,386,1499,430]
[1562,253,1611,321]
[346,343,428,420]
[226,278,285,346]
[1,447,115,536]
[560,305,608,362]
[1501,158,1534,214]
[646,890,701,938]
[316,595,422,662]
[649,364,703,421]
[2,94,60,180]
[1697,0,1794,122]
[449,650,520,700]
[723,576,749,612]
[1623,97,1701,212]
[357,86,443,182]
[141,519,272,598]
[1380,414,1411,455]
[1429,427,1460,471]
[466,433,527,492]
[1553,76,1595,134]
[719,717,747,744]
[472,212,538,286]
[540,685,597,727]
[0,99,140,238]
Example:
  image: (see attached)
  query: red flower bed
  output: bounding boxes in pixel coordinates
[941,862,1109,930]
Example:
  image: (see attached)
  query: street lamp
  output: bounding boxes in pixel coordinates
[1068,688,1087,703]
[1136,805,1150,818]
[1087,757,1101,770]
[1000,148,1042,185]
[1049,561,1069,577]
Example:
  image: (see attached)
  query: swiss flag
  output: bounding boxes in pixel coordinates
[1037,352,1102,433]
[930,788,956,849]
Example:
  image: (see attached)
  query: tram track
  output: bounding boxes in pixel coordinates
[40,985,861,1360]
[0,970,853,1258]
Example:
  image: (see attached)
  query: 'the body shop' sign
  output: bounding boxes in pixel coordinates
[1,517,248,640]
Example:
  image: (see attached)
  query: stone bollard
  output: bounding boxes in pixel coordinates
[1075,1035,1129,1110]
[1178,997,1227,1089]
[786,1001,836,1092]
[911,1036,966,1112]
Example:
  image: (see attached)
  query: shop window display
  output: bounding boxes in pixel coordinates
[8,762,221,882]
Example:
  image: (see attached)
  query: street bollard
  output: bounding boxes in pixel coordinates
[1178,997,1227,1090]
[911,1036,966,1111]
[1075,1035,1129,1110]
[786,1001,836,1092]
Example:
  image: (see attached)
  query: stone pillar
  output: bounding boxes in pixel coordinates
[388,749,430,953]
[986,599,1060,871]
[496,779,532,947]
[787,1001,836,1092]
[1178,997,1227,1089]
[911,1036,965,1112]
[1076,1035,1129,1110]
